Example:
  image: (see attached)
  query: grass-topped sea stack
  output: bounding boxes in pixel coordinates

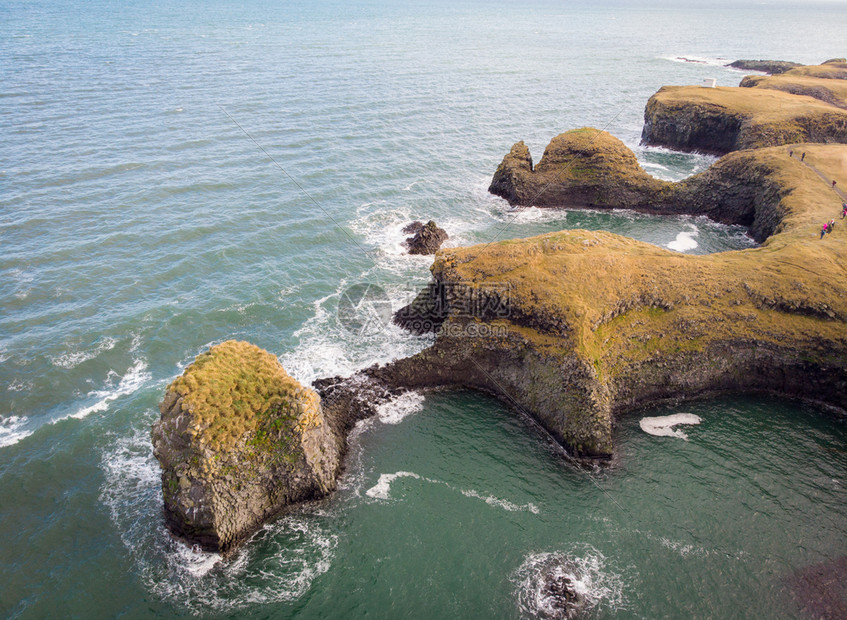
[151,340,340,552]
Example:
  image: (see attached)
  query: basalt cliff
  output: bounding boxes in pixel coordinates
[642,60,847,153]
[153,62,847,552]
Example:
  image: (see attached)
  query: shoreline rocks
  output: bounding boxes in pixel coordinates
[726,59,802,74]
[641,61,847,154]
[403,220,448,255]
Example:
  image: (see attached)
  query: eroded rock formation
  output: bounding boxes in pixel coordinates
[403,220,448,255]
[151,341,341,552]
[726,59,802,74]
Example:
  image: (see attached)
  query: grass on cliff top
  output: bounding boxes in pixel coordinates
[652,85,847,122]
[169,340,321,452]
[783,62,847,80]
[434,144,847,368]
[743,74,847,109]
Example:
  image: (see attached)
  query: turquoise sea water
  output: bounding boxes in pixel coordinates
[2,0,846,617]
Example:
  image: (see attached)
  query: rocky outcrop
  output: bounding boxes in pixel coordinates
[488,127,785,242]
[489,128,670,209]
[641,85,847,154]
[403,220,448,255]
[727,59,802,74]
[391,140,847,458]
[151,341,341,552]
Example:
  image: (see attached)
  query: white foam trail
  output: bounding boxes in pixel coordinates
[461,489,540,514]
[366,471,539,514]
[0,342,9,363]
[493,205,569,225]
[0,415,34,448]
[660,55,732,68]
[377,391,425,425]
[365,471,421,500]
[667,229,699,252]
[59,359,151,422]
[50,336,118,369]
[639,413,702,440]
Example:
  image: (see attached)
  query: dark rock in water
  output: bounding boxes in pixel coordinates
[404,220,448,255]
[541,569,585,619]
[516,553,586,620]
[151,341,341,553]
[727,59,802,74]
[787,555,847,618]
[402,221,424,235]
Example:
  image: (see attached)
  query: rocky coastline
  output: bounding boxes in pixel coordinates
[642,60,847,153]
[152,61,847,552]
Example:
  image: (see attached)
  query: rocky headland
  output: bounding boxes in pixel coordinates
[152,61,847,552]
[642,60,847,153]
[726,59,802,74]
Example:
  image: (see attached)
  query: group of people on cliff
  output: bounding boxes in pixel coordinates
[821,204,846,238]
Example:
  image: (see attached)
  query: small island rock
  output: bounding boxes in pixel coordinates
[151,340,341,553]
[404,220,448,255]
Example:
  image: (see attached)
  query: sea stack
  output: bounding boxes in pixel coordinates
[151,340,341,553]
[403,220,448,255]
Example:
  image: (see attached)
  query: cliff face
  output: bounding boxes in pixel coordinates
[641,85,847,154]
[151,341,341,552]
[489,127,784,242]
[489,128,671,209]
[406,141,847,458]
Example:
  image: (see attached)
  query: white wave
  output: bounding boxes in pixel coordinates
[667,229,699,252]
[377,391,425,424]
[403,180,421,191]
[493,205,569,225]
[0,415,33,448]
[0,342,9,363]
[639,413,702,440]
[50,336,118,369]
[279,282,428,387]
[7,378,32,392]
[461,489,540,514]
[365,471,421,500]
[661,55,732,68]
[59,359,151,422]
[366,470,538,515]
[513,548,627,619]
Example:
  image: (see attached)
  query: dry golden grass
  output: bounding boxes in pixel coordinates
[169,340,321,451]
[438,143,847,376]
[653,85,846,122]
[742,74,847,109]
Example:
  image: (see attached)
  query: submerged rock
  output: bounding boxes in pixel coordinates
[151,341,341,553]
[727,59,802,74]
[515,553,587,620]
[403,220,448,255]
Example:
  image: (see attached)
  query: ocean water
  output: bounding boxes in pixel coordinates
[2,0,846,617]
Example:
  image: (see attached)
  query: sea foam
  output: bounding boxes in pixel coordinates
[639,413,702,440]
